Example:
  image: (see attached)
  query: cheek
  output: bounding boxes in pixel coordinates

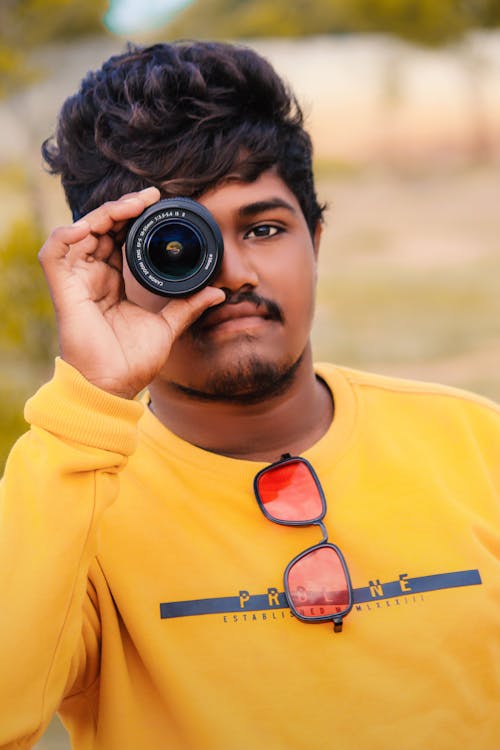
[267,250,317,324]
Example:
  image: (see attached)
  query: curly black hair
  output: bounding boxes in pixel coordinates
[42,41,324,234]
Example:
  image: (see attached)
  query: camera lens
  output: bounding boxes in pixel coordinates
[147,222,205,280]
[125,197,224,297]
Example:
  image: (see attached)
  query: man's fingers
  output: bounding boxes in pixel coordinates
[38,220,91,268]
[81,187,160,236]
[67,231,115,264]
[159,287,226,339]
[39,188,160,272]
[119,188,159,201]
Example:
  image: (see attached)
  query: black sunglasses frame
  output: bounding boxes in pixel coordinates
[254,455,327,526]
[285,541,353,629]
[254,454,354,632]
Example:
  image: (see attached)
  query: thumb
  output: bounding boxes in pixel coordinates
[159,286,226,340]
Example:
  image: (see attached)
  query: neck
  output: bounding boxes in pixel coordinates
[148,350,333,462]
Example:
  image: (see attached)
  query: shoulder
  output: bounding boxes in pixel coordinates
[316,361,500,425]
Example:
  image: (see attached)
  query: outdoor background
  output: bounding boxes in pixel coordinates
[0,1,499,747]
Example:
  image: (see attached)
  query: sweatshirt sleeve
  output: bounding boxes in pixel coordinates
[0,358,144,748]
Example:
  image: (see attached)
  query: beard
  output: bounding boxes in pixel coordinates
[167,288,303,404]
[171,350,304,405]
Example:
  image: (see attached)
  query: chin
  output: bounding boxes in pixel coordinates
[172,352,304,405]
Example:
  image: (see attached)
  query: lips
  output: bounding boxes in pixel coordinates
[199,301,271,332]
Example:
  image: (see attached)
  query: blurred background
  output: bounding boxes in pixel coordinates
[0,2,499,743]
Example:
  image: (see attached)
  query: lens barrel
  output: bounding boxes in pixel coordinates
[125,197,223,297]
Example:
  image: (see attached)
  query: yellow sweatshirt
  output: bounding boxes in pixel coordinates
[1,359,500,750]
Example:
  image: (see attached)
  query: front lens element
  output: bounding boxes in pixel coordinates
[147,222,205,280]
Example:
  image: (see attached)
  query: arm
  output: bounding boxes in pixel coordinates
[0,188,224,747]
[0,361,142,747]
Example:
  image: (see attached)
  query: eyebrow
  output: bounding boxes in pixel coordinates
[238,198,298,219]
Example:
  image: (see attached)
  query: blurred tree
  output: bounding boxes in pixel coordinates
[343,0,500,44]
[0,218,57,471]
[0,1,108,468]
[347,0,468,45]
[0,0,108,97]
[166,0,500,44]
[0,219,55,360]
[166,0,350,38]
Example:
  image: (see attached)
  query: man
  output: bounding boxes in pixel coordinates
[1,41,499,750]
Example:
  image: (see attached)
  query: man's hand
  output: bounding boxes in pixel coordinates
[38,188,225,399]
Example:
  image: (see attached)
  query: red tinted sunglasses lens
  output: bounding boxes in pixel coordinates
[255,459,325,523]
[286,545,351,621]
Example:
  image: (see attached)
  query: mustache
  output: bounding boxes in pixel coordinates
[190,289,284,335]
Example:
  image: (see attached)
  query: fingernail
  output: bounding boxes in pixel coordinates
[208,290,226,306]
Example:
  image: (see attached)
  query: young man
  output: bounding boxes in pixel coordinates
[1,41,499,750]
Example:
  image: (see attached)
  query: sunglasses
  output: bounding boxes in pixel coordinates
[254,454,353,632]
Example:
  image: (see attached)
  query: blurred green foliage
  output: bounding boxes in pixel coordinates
[0,218,57,470]
[0,219,55,360]
[167,0,500,45]
[0,0,108,97]
[0,1,107,467]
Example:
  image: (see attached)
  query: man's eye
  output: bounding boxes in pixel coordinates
[245,225,281,239]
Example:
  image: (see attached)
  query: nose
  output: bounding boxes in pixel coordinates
[214,239,259,294]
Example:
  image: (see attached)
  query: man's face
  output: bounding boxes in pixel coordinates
[126,169,321,401]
